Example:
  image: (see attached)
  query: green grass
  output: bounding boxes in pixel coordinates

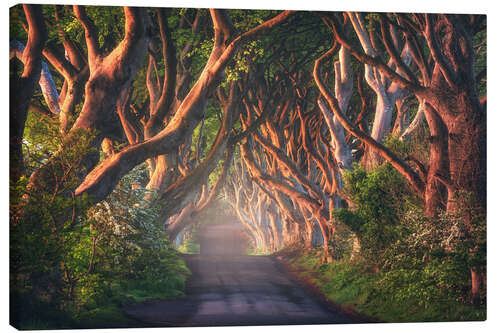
[12,284,187,330]
[72,304,140,329]
[247,246,273,255]
[178,238,200,254]
[278,246,486,323]
[11,251,191,330]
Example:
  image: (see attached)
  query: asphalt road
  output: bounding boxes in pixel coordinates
[125,256,358,326]
[124,223,358,327]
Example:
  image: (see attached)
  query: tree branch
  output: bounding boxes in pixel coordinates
[313,47,426,197]
[145,8,178,138]
[323,13,426,95]
[10,39,60,115]
[10,4,47,183]
[73,5,101,63]
[75,10,294,202]
[379,15,419,84]
[423,14,458,89]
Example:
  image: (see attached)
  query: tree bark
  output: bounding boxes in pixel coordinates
[10,5,46,184]
[74,10,295,203]
[317,46,354,173]
[28,6,150,192]
[10,40,60,116]
[423,101,449,216]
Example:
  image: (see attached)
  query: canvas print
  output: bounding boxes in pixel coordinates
[9,2,486,330]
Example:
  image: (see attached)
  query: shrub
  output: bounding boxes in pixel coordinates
[11,158,191,329]
[335,163,418,263]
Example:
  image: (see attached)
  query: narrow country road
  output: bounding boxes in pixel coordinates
[124,223,359,327]
[125,254,357,327]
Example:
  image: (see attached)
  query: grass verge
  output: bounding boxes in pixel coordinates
[275,245,486,323]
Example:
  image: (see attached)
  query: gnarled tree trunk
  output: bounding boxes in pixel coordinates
[10,5,46,184]
[29,6,150,191]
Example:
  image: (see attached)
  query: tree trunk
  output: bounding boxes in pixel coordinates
[423,102,449,216]
[74,10,294,203]
[28,6,149,191]
[318,46,354,172]
[443,98,486,213]
[347,12,411,170]
[10,5,46,184]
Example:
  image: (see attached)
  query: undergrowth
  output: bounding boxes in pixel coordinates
[276,245,486,323]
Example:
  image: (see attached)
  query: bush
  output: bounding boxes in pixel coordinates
[11,159,191,329]
[327,160,486,320]
[335,163,418,263]
[284,245,485,323]
[74,163,191,308]
[379,199,486,308]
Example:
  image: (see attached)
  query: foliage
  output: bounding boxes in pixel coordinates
[369,206,480,317]
[327,159,486,319]
[22,109,63,173]
[376,190,486,305]
[71,163,191,312]
[178,224,201,254]
[385,129,430,166]
[224,40,265,83]
[178,237,201,254]
[61,5,125,53]
[383,133,412,158]
[282,246,486,322]
[11,133,190,329]
[335,163,418,263]
[9,5,27,41]
[10,129,97,327]
[328,221,356,261]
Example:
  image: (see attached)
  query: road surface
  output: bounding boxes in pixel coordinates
[125,255,358,326]
[124,223,358,327]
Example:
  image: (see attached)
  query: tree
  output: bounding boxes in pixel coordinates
[10,4,46,184]
[28,5,150,193]
[316,11,486,303]
[73,9,295,203]
[10,6,486,316]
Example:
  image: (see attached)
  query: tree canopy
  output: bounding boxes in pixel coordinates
[9,4,486,328]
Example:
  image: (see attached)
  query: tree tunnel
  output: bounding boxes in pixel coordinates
[10,4,486,315]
